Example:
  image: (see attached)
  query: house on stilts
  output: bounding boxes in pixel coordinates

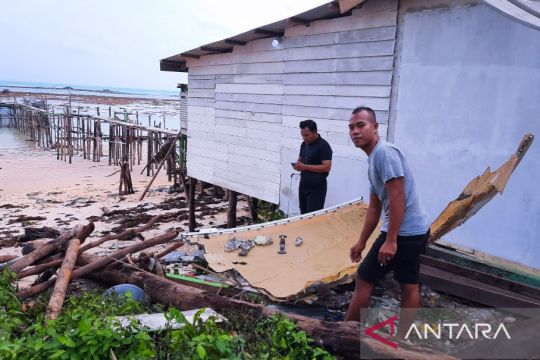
[160,0,540,270]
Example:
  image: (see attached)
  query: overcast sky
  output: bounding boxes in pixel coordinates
[0,0,328,91]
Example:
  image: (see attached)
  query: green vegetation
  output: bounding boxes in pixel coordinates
[0,269,335,359]
[256,201,286,223]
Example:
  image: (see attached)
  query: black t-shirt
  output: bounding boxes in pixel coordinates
[299,135,333,186]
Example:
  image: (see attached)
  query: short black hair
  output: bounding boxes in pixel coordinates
[352,106,377,123]
[299,119,317,132]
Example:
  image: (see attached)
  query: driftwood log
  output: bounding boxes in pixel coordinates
[45,238,81,320]
[9,223,94,274]
[17,230,179,299]
[0,255,17,263]
[17,215,166,279]
[87,267,455,360]
[79,214,164,252]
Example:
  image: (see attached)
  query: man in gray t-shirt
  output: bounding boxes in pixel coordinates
[345,106,429,338]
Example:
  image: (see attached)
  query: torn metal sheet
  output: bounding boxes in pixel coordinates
[429,133,534,243]
[183,199,379,300]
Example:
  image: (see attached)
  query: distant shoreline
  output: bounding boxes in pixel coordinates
[1,84,127,95]
[0,81,180,100]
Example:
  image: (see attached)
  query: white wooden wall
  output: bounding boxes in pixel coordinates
[185,0,398,205]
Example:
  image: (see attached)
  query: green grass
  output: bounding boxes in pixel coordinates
[0,268,335,360]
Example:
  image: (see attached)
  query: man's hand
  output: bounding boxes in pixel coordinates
[350,241,366,263]
[378,240,397,266]
[293,162,305,171]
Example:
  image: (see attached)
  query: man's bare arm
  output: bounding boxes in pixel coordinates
[385,177,405,243]
[350,193,381,262]
[377,177,405,264]
[359,192,382,245]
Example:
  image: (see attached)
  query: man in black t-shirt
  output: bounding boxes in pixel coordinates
[293,120,333,214]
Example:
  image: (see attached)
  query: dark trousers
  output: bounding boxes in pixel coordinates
[299,181,327,214]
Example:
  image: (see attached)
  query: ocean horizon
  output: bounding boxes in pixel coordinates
[0,80,180,100]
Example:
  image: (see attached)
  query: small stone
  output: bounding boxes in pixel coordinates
[253,235,272,246]
[295,236,303,247]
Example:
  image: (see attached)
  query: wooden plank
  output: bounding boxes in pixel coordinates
[187,167,214,181]
[215,124,247,137]
[228,143,281,163]
[214,117,247,128]
[218,133,282,152]
[189,113,215,126]
[282,120,389,141]
[188,137,220,151]
[189,145,228,162]
[188,121,215,133]
[282,104,389,123]
[356,0,398,13]
[187,152,222,168]
[246,127,282,142]
[282,95,390,111]
[188,88,215,98]
[216,83,283,95]
[189,49,284,67]
[425,245,540,289]
[188,97,215,107]
[285,26,396,48]
[187,74,216,80]
[420,264,540,314]
[187,79,216,89]
[327,131,354,146]
[219,166,280,185]
[215,93,283,105]
[225,74,283,84]
[190,61,285,76]
[285,56,394,73]
[282,115,348,132]
[187,127,214,140]
[283,84,391,98]
[421,255,540,301]
[187,106,215,117]
[215,109,282,123]
[232,36,280,54]
[215,100,282,114]
[246,121,283,132]
[285,40,395,61]
[285,10,397,37]
[283,71,393,86]
[227,155,281,177]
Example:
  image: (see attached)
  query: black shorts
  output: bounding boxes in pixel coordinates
[357,230,429,285]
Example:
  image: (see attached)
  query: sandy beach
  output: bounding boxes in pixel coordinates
[0,91,247,288]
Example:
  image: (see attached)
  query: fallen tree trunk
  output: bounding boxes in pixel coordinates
[79,214,164,252]
[0,255,17,263]
[155,240,184,259]
[9,223,94,274]
[46,238,81,320]
[18,216,167,279]
[18,259,64,279]
[17,230,179,300]
[87,267,455,360]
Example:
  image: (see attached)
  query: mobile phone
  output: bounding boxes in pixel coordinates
[291,162,296,167]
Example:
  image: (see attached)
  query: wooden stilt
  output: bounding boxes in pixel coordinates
[227,190,238,228]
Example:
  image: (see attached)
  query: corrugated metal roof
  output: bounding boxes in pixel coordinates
[160,0,356,72]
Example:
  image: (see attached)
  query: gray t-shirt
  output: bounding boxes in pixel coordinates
[368,140,429,236]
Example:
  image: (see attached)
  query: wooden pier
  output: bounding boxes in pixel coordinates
[0,99,187,186]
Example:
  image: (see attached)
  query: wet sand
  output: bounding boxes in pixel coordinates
[0,93,247,289]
